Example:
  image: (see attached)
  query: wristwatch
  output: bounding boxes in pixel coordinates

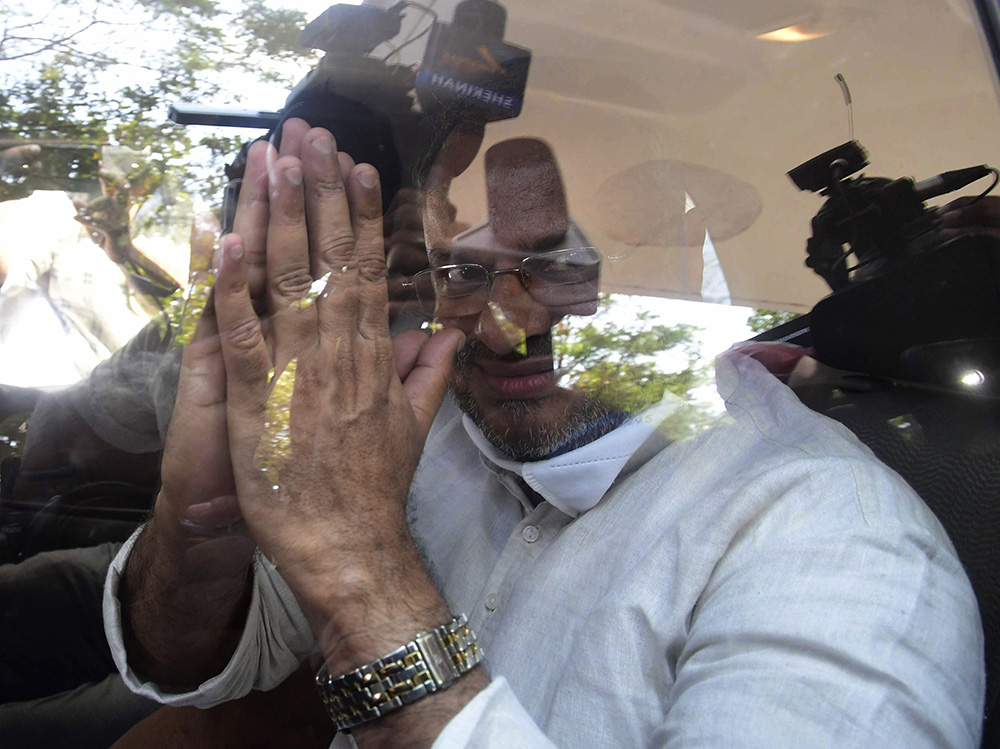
[314,614,483,732]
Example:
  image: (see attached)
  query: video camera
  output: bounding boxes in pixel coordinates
[789,140,996,291]
[169,0,531,226]
[772,141,1000,393]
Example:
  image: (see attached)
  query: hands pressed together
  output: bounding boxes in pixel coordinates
[212,119,466,613]
[138,119,473,708]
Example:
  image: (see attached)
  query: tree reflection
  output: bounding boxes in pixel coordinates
[553,294,714,435]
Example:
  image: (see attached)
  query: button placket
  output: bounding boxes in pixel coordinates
[474,502,570,630]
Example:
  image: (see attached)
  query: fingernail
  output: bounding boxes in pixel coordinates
[312,135,333,155]
[184,501,215,519]
[285,167,302,185]
[222,235,244,268]
[358,168,378,189]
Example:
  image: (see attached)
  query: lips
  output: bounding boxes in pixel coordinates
[474,357,558,399]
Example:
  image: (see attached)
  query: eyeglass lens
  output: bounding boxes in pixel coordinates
[412,248,601,318]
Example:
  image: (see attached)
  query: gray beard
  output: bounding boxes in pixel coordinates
[450,337,614,461]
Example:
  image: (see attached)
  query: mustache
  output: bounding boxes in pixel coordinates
[455,332,554,367]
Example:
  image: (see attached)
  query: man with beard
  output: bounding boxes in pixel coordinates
[104,122,983,747]
[419,137,617,463]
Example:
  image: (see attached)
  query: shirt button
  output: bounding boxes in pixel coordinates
[485,593,500,611]
[521,525,539,543]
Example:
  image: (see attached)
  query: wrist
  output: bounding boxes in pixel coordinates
[281,531,450,675]
[120,521,255,688]
[314,614,485,733]
[105,229,133,263]
[147,492,256,585]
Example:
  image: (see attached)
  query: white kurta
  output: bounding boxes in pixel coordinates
[104,351,985,748]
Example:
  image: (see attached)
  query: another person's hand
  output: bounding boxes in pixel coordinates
[939,194,1000,241]
[728,341,811,381]
[730,340,862,392]
[0,144,41,202]
[118,138,279,685]
[73,168,183,295]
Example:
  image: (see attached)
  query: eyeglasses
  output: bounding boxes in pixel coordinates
[405,247,602,318]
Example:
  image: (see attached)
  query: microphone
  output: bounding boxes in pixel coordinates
[415,0,531,122]
[914,165,991,200]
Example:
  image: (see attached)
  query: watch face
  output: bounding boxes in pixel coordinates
[415,631,457,688]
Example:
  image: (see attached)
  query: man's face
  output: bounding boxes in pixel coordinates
[446,315,611,463]
[422,138,608,461]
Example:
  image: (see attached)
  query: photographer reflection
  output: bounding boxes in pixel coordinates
[0,145,163,390]
[385,188,438,321]
[102,115,983,749]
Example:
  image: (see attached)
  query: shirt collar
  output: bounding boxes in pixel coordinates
[462,395,682,518]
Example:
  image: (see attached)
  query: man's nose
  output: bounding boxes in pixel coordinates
[475,271,555,355]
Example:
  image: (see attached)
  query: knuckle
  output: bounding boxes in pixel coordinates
[223,317,261,351]
[310,172,347,199]
[355,198,384,224]
[353,212,385,244]
[317,231,356,265]
[272,267,313,300]
[358,255,388,283]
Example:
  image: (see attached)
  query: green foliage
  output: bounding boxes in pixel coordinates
[136,0,222,19]
[747,308,799,334]
[255,358,297,476]
[0,0,318,203]
[160,270,212,346]
[237,1,310,60]
[554,295,710,419]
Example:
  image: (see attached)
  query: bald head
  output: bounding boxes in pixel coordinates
[485,138,569,250]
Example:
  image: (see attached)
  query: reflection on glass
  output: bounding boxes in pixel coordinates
[0,0,997,746]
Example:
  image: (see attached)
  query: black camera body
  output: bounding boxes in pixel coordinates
[171,0,530,225]
[789,141,962,291]
[781,141,1000,393]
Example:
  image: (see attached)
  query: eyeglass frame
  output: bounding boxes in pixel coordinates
[401,246,603,316]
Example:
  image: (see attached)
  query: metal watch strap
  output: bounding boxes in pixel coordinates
[314,614,483,732]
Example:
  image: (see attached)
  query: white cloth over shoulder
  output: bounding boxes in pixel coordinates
[104,351,985,748]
